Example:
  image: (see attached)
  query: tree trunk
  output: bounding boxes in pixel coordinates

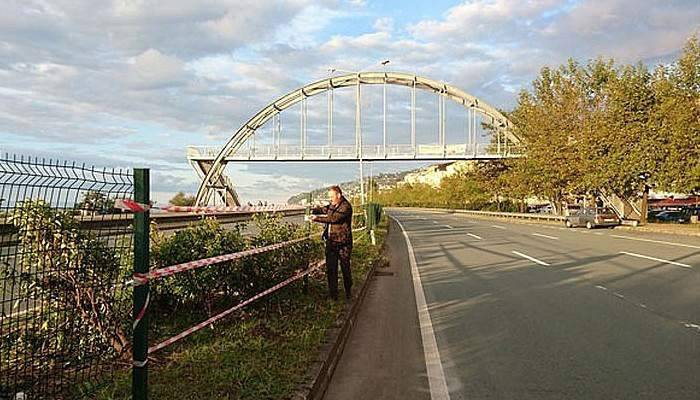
[640,185,649,225]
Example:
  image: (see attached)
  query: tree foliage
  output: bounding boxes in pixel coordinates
[168,192,196,206]
[510,35,699,199]
[375,36,699,212]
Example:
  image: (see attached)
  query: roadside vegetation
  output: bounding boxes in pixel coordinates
[377,36,699,214]
[90,215,387,399]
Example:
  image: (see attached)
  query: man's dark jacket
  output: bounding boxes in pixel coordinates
[312,197,353,245]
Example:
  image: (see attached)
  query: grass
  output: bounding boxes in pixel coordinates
[89,220,387,400]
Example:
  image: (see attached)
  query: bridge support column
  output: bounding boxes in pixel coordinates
[192,160,240,206]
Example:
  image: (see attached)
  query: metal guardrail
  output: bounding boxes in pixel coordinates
[451,209,565,221]
[394,207,566,222]
[0,208,306,241]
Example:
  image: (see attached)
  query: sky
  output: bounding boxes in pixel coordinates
[1,0,698,203]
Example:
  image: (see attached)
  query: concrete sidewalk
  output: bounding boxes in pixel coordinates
[322,219,430,400]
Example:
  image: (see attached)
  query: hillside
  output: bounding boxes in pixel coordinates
[286,161,476,204]
[287,169,412,204]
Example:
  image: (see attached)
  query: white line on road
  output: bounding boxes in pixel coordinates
[619,251,692,269]
[683,322,700,333]
[532,233,559,240]
[613,292,625,299]
[512,251,550,266]
[392,217,451,400]
[611,234,700,250]
[444,224,454,229]
[407,227,472,234]
[595,285,607,291]
[466,233,482,240]
[491,224,506,229]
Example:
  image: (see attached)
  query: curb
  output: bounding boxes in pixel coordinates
[291,243,381,400]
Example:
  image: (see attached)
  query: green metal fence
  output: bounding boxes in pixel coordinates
[0,154,134,399]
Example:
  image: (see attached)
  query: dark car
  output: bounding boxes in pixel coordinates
[654,210,690,224]
[565,207,621,229]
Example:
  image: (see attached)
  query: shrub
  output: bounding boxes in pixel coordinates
[4,200,131,375]
[150,218,246,315]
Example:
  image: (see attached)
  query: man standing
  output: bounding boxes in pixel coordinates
[310,186,353,300]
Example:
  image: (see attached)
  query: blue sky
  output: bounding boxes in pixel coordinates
[1,0,698,203]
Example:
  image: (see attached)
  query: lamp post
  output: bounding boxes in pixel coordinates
[639,171,651,225]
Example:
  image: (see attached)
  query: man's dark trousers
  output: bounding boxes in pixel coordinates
[325,241,352,300]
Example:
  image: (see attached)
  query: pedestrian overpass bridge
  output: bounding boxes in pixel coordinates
[189,71,522,206]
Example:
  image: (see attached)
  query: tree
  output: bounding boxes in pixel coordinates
[510,60,591,213]
[75,191,115,213]
[652,35,700,194]
[169,191,196,206]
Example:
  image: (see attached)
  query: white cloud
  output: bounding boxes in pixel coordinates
[373,17,394,33]
[1,0,698,201]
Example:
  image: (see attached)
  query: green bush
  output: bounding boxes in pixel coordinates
[149,213,322,316]
[151,218,246,315]
[3,200,131,380]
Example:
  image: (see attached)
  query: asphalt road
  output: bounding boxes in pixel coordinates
[324,208,700,400]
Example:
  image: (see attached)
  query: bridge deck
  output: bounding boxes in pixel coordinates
[187,143,522,162]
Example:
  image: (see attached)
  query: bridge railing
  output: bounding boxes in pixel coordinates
[188,143,523,161]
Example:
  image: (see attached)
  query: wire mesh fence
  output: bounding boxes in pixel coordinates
[0,154,134,399]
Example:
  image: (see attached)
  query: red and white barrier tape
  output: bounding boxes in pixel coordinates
[148,260,324,354]
[132,292,150,332]
[131,236,312,285]
[114,199,303,214]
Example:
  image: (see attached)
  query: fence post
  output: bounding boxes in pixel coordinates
[133,168,150,400]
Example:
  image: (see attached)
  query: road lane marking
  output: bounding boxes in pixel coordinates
[444,224,454,229]
[512,251,550,266]
[619,251,692,269]
[595,285,607,291]
[407,227,472,234]
[611,234,700,250]
[491,224,506,229]
[392,217,451,400]
[532,233,559,240]
[466,233,482,240]
[613,292,625,299]
[683,322,700,333]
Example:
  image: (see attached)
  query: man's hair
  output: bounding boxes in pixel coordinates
[329,185,342,195]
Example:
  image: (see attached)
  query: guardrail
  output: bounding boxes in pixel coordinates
[451,209,565,221]
[394,207,566,222]
[0,208,307,245]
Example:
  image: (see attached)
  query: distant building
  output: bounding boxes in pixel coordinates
[402,161,476,187]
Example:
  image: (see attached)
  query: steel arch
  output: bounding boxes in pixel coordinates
[195,71,519,205]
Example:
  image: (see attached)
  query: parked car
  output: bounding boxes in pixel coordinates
[653,210,690,224]
[564,204,582,216]
[565,207,621,229]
